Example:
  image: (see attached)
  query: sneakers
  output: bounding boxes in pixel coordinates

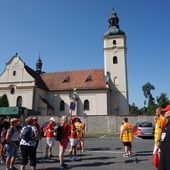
[123,154,129,157]
[0,159,4,164]
[130,152,136,156]
[59,163,68,169]
[69,157,74,161]
[12,167,18,170]
[74,156,79,161]
[59,165,64,169]
[44,155,48,159]
[49,154,54,157]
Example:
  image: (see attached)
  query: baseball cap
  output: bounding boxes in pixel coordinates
[161,104,170,111]
[50,117,56,122]
[71,117,77,121]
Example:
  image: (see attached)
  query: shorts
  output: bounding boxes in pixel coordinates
[46,137,54,147]
[6,143,19,158]
[70,102,76,111]
[123,142,131,147]
[70,138,78,146]
[20,145,36,166]
[59,139,68,150]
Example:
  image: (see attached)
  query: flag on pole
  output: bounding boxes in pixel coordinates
[152,148,160,169]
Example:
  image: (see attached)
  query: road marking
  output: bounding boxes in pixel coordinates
[100,135,106,138]
[84,150,153,155]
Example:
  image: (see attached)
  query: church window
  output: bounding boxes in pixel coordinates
[60,100,65,111]
[10,88,15,94]
[113,40,116,45]
[84,100,89,110]
[13,71,16,76]
[114,77,119,86]
[16,96,22,107]
[113,56,118,64]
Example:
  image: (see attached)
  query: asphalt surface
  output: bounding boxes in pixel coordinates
[0,135,155,170]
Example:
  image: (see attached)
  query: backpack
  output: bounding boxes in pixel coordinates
[54,125,63,141]
[21,126,33,142]
[1,127,14,145]
[43,124,48,137]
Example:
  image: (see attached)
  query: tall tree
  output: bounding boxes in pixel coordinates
[129,103,141,115]
[157,93,169,108]
[142,82,156,114]
[0,94,9,107]
[142,82,155,106]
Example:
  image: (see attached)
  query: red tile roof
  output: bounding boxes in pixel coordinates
[40,69,107,91]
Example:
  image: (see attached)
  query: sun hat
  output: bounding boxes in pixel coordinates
[50,117,56,122]
[161,104,170,111]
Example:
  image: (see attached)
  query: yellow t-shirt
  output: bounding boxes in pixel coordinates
[154,115,166,143]
[75,122,85,138]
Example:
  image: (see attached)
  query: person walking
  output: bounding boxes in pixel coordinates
[20,117,39,170]
[75,117,85,152]
[45,117,55,158]
[153,107,166,170]
[69,117,78,161]
[120,117,133,157]
[5,118,20,170]
[58,115,70,169]
[32,117,41,148]
[158,105,170,170]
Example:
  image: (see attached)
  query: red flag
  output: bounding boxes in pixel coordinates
[152,148,160,169]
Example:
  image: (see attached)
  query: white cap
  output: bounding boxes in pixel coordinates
[50,117,56,122]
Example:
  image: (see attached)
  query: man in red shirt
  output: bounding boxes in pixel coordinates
[45,117,55,158]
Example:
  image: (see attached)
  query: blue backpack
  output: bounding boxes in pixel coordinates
[21,126,33,142]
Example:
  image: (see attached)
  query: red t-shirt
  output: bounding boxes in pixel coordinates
[46,123,54,138]
[70,124,77,138]
[61,123,70,139]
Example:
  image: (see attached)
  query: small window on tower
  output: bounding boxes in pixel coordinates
[13,71,16,76]
[113,40,116,45]
[113,56,118,64]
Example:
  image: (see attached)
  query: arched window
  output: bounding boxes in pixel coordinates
[113,40,116,45]
[84,100,89,110]
[60,100,65,111]
[13,71,16,76]
[16,96,22,107]
[11,88,15,95]
[114,77,119,86]
[113,56,118,64]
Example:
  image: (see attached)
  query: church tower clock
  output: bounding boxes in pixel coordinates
[103,7,129,115]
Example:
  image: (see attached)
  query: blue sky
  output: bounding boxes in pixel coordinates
[0,0,170,109]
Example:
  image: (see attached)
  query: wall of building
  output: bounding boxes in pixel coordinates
[37,115,155,133]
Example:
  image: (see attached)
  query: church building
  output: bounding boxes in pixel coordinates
[0,8,129,116]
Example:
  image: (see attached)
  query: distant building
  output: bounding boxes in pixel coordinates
[0,8,129,116]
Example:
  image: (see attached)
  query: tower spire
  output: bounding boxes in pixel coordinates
[104,7,125,37]
[36,52,42,74]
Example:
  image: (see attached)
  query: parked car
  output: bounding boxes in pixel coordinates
[135,121,155,138]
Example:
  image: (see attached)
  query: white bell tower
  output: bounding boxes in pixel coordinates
[103,7,129,115]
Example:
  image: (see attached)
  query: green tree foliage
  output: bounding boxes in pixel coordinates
[142,82,155,106]
[142,82,156,114]
[0,94,9,107]
[157,93,169,108]
[129,103,141,115]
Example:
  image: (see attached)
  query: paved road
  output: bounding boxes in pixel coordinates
[0,135,155,170]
